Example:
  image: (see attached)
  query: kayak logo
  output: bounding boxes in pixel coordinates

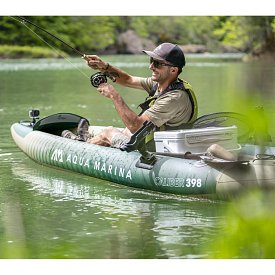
[50,148,132,180]
[51,149,63,162]
[51,148,90,167]
[153,176,185,187]
[153,176,202,188]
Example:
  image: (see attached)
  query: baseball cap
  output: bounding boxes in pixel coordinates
[143,43,185,68]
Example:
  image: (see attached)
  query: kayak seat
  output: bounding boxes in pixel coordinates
[33,113,89,135]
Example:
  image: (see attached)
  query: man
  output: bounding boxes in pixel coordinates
[63,42,198,151]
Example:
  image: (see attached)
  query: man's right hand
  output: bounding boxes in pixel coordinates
[83,55,109,71]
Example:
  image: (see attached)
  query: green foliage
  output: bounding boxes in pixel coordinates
[64,17,117,52]
[213,16,275,53]
[0,16,116,55]
[213,17,247,49]
[127,16,218,47]
[0,16,274,57]
[0,45,68,58]
[206,190,275,258]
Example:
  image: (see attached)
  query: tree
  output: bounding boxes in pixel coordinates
[213,16,275,55]
[1,16,274,57]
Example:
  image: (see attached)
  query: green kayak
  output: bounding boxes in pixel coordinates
[10,111,275,200]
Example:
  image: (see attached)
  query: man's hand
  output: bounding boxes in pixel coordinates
[83,55,108,70]
[97,83,118,100]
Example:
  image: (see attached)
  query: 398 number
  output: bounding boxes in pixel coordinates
[185,178,202,188]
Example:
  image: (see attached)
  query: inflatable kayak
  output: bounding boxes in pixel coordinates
[10,110,275,199]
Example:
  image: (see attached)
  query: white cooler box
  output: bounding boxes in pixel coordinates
[154,126,239,154]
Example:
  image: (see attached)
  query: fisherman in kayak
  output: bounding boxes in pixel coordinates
[62,42,198,151]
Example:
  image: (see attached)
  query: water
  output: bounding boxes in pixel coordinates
[0,54,274,259]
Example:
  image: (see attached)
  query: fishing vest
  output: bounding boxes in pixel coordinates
[138,78,198,149]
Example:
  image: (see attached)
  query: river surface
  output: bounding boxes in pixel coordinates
[0,54,274,259]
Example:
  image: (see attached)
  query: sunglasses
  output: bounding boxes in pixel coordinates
[150,58,174,69]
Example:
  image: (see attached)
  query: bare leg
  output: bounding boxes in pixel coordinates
[87,126,130,147]
[87,134,111,146]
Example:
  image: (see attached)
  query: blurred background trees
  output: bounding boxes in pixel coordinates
[0,16,274,57]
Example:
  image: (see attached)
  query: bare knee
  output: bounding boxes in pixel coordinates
[87,126,123,147]
[207,143,237,161]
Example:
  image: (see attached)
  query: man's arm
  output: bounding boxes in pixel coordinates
[97,83,150,133]
[83,55,144,90]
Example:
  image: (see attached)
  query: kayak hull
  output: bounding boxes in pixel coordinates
[11,121,275,199]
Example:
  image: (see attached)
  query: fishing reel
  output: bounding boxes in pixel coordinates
[90,72,116,88]
[90,72,107,87]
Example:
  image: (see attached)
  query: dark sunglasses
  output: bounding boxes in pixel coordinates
[150,57,174,69]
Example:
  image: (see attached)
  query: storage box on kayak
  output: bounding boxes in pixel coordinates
[154,126,238,153]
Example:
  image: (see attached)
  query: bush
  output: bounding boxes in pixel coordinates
[206,189,275,258]
[0,45,68,59]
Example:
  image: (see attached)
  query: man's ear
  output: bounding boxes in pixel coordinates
[171,67,178,74]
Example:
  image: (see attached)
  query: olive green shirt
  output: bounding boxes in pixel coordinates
[140,77,193,128]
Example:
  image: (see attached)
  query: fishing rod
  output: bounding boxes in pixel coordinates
[15,16,85,57]
[11,16,114,86]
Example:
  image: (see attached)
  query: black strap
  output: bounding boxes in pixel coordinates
[138,96,157,115]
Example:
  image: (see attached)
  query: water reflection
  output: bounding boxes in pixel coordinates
[10,160,225,258]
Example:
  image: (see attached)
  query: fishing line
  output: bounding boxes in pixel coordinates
[15,16,85,56]
[10,16,90,79]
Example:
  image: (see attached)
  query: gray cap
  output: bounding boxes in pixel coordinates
[143,42,185,68]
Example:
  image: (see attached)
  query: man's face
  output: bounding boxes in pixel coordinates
[149,58,175,83]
